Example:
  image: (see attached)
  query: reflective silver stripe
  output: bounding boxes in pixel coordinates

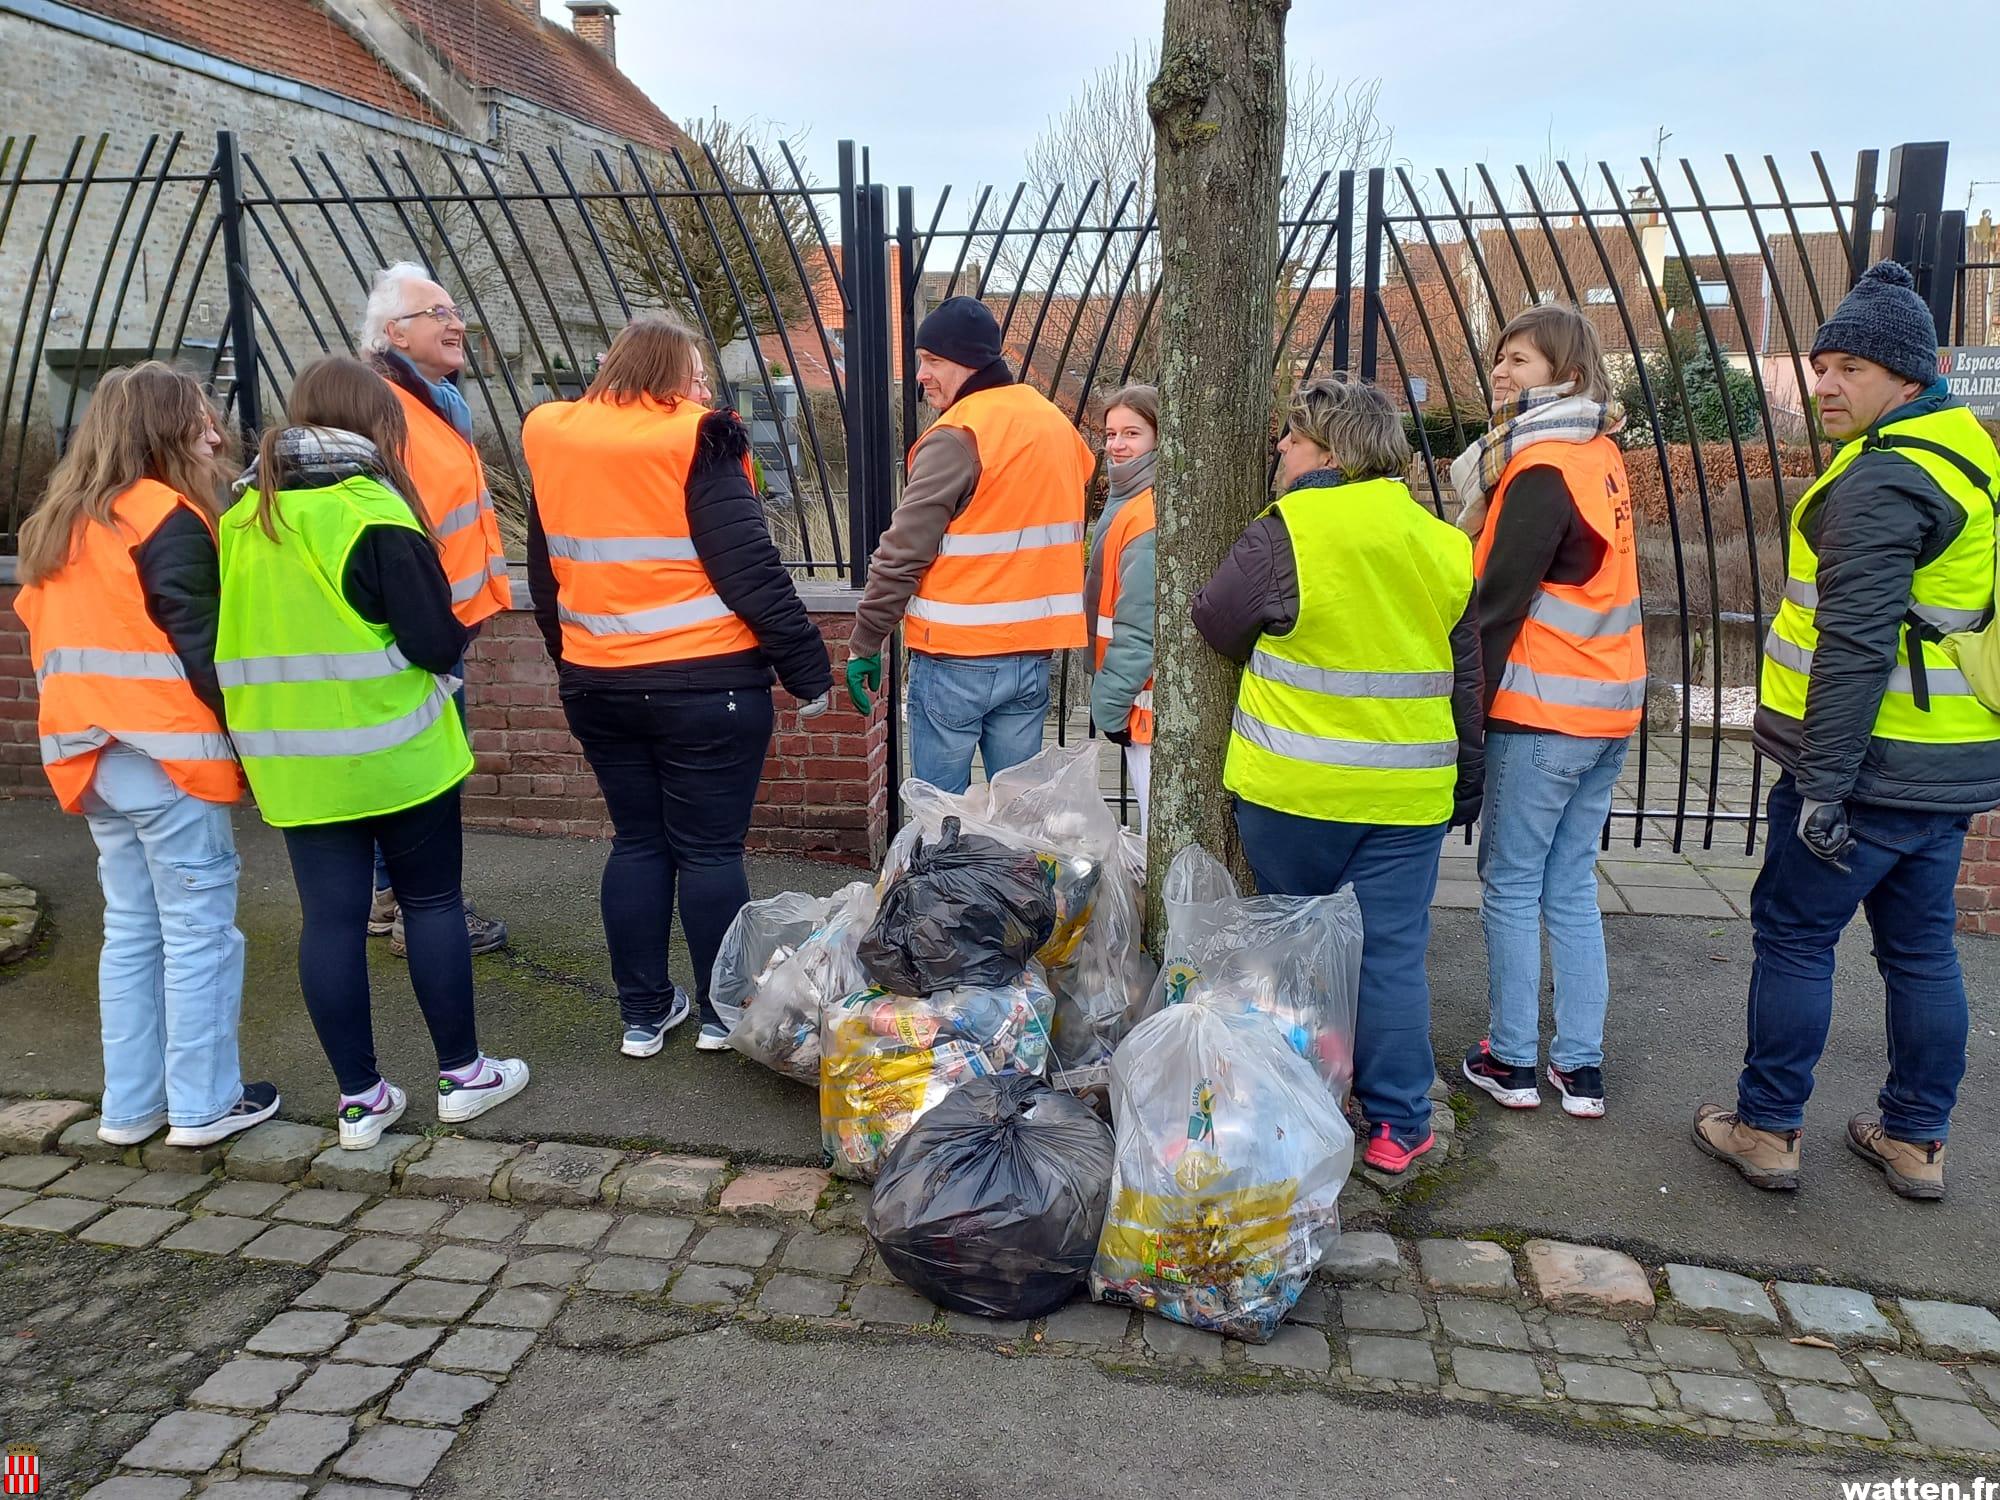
[1913,601,1989,632]
[1132,689,1154,711]
[1248,649,1451,700]
[1763,634,1975,697]
[1095,614,1116,641]
[230,683,454,759]
[1497,662,1647,712]
[35,648,186,685]
[935,521,1085,557]
[1784,578,1985,633]
[216,645,412,689]
[906,593,1084,626]
[558,593,733,636]
[436,498,484,537]
[449,569,488,605]
[544,534,700,563]
[1231,710,1456,770]
[40,727,235,764]
[1527,593,1644,639]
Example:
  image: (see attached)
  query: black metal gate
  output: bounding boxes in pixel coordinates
[0,127,1979,850]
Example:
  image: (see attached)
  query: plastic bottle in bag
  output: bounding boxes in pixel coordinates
[867,1072,1115,1320]
[1090,995,1354,1342]
[1152,846,1361,1104]
[722,882,878,1084]
[819,970,1056,1182]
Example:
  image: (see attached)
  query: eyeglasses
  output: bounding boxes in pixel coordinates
[393,304,466,327]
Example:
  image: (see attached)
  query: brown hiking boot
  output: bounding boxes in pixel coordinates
[1693,1103,1801,1191]
[1846,1113,1946,1201]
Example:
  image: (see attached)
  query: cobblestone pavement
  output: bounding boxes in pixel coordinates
[0,1231,305,1496]
[1,1099,1998,1496]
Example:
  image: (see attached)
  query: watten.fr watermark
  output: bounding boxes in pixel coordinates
[1842,1481,2000,1500]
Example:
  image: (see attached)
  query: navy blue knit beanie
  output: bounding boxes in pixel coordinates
[914,296,1004,370]
[1810,261,1939,385]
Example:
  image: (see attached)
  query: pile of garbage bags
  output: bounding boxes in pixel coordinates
[868,1072,1115,1321]
[707,744,1365,1342]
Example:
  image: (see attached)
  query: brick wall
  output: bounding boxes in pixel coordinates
[1960,812,2000,937]
[0,579,889,868]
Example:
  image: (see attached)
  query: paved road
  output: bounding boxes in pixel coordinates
[423,1310,1958,1500]
[4,793,1998,1303]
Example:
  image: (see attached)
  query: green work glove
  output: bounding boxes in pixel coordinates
[846,653,882,715]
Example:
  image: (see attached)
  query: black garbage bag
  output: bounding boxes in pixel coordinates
[859,817,1057,995]
[866,1072,1115,1320]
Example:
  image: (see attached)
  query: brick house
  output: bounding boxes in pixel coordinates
[0,0,686,438]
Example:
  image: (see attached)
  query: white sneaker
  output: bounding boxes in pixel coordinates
[98,1109,168,1146]
[338,1082,407,1150]
[166,1082,280,1148]
[436,1057,530,1125]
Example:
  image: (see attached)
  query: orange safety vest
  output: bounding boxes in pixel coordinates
[906,383,1092,657]
[386,380,511,626]
[16,479,243,813]
[1473,435,1646,738]
[1090,486,1155,744]
[520,393,760,669]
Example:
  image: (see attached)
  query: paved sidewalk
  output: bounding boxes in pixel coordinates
[1,1102,1995,1495]
[4,793,1999,1308]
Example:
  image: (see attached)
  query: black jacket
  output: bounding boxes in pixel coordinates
[526,408,832,702]
[133,507,225,719]
[1192,467,1486,821]
[1753,392,2000,814]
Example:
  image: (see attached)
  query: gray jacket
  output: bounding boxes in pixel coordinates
[1753,390,2000,814]
[1086,474,1157,735]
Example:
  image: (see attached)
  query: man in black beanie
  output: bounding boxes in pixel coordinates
[1696,261,2000,1202]
[844,295,1095,793]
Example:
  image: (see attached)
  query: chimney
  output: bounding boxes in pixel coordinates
[565,1,618,63]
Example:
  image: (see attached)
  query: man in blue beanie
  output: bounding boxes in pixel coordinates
[843,296,1094,792]
[1696,261,2000,1201]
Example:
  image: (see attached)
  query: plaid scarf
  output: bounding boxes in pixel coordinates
[1451,382,1624,537]
[233,425,390,497]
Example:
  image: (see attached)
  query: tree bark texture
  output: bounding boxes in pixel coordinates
[1145,0,1289,937]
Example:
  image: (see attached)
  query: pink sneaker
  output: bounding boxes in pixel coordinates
[1363,1122,1436,1175]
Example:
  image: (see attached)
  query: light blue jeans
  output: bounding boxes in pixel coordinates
[81,745,246,1130]
[906,651,1051,795]
[1477,730,1629,1071]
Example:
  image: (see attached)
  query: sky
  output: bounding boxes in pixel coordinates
[550,0,2000,230]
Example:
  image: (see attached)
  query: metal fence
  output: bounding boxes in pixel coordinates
[0,126,1984,849]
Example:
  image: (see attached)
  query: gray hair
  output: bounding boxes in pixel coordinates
[1286,374,1411,481]
[359,262,437,355]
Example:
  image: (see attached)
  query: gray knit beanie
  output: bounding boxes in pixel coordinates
[1810,260,1939,385]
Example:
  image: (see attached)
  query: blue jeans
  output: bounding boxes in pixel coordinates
[906,651,1051,795]
[1236,797,1448,1138]
[80,745,246,1130]
[1478,730,1628,1071]
[565,687,774,1029]
[1739,773,1971,1143]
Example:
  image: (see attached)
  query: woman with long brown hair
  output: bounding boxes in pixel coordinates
[523,315,831,1057]
[16,361,278,1148]
[217,355,529,1148]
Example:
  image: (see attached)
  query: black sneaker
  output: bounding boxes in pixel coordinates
[165,1081,280,1148]
[1462,1039,1540,1109]
[1547,1063,1605,1119]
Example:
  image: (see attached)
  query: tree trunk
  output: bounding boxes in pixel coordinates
[1145,0,1289,937]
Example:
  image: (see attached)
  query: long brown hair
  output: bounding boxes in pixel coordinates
[251,356,430,542]
[1492,304,1614,403]
[586,314,700,406]
[16,362,226,585]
